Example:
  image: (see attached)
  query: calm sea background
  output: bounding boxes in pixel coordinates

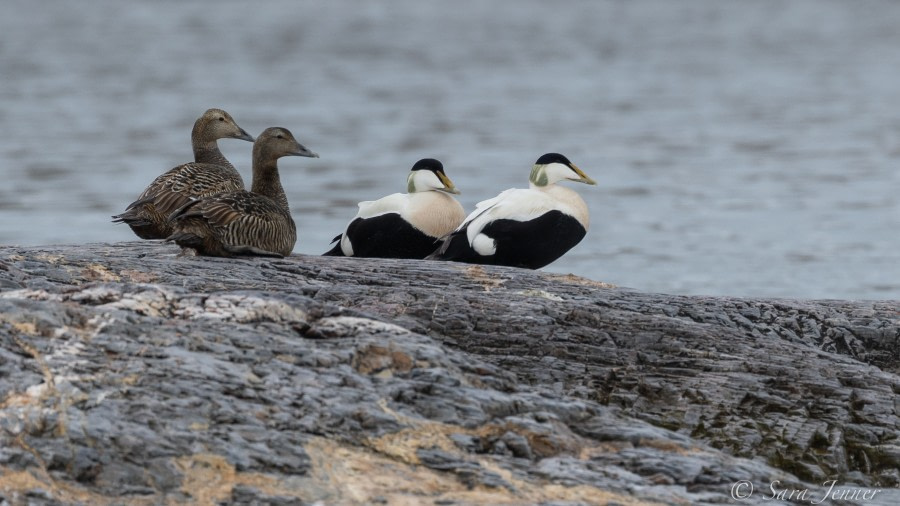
[1,0,899,299]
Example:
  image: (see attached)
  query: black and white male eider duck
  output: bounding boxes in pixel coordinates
[165,127,318,258]
[323,158,465,258]
[427,153,596,269]
[112,108,255,239]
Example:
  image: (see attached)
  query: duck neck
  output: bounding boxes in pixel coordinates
[192,135,232,168]
[251,159,289,211]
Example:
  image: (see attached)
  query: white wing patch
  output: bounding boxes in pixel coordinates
[350,191,463,239]
[350,193,409,253]
[472,233,497,256]
[340,233,354,256]
[462,188,562,248]
[457,188,519,229]
[356,193,409,219]
[337,193,409,256]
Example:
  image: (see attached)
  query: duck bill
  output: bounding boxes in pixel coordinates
[436,172,461,194]
[570,164,597,185]
[235,128,255,142]
[291,143,319,158]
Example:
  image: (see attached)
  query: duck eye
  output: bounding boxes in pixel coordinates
[276,134,284,139]
[218,117,225,122]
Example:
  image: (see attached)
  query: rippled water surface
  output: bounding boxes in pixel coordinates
[2,0,899,299]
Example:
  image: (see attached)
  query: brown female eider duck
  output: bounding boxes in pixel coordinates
[323,158,465,258]
[166,127,318,258]
[427,153,596,269]
[112,108,254,239]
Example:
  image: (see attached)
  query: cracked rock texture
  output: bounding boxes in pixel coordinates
[0,242,898,505]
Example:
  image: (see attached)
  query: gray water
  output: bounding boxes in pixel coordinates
[2,0,899,299]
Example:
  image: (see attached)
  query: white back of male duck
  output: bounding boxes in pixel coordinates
[323,158,465,258]
[167,127,319,258]
[427,153,597,269]
[112,108,255,240]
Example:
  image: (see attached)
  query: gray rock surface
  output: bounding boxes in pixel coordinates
[0,242,898,505]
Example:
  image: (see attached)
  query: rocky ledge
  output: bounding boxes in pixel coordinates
[0,242,898,505]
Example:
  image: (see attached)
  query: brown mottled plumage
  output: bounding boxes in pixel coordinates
[112,108,254,239]
[166,127,318,258]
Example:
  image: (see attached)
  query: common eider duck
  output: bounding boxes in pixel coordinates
[427,153,596,269]
[112,108,255,239]
[323,158,465,258]
[166,127,318,258]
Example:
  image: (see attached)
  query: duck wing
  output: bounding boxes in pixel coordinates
[127,163,245,216]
